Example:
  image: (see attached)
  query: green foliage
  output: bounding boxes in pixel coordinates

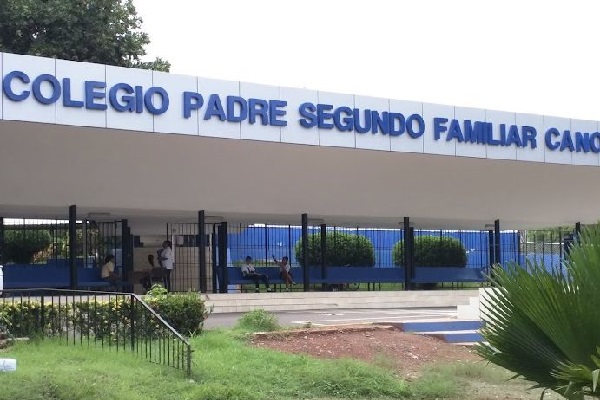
[477,226,600,399]
[235,309,280,332]
[294,231,375,267]
[392,235,467,267]
[145,289,209,336]
[0,0,170,71]
[0,291,208,339]
[4,229,52,263]
[0,301,68,337]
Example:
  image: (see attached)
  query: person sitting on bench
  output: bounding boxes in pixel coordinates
[274,255,295,291]
[241,256,273,293]
[101,254,122,291]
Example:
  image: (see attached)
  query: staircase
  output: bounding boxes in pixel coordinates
[395,320,484,345]
[201,289,479,314]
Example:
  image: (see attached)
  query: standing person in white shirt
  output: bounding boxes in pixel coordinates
[158,240,174,291]
[241,256,272,293]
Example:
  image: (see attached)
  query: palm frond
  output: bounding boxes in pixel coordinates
[476,226,600,399]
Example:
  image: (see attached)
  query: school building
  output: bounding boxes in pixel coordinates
[0,52,598,292]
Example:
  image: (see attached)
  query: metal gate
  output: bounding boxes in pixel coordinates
[166,222,218,293]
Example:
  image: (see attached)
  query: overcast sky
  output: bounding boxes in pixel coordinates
[135,0,600,121]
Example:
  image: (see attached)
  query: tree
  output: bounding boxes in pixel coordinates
[294,232,375,267]
[4,229,52,264]
[478,227,600,399]
[0,0,170,71]
[392,236,467,267]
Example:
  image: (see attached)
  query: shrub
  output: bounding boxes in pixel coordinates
[294,231,375,267]
[392,235,467,267]
[1,287,209,340]
[0,301,69,337]
[4,229,52,264]
[236,309,280,332]
[145,286,209,336]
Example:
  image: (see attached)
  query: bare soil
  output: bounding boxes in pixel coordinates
[250,324,544,399]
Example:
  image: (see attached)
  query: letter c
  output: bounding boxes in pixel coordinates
[545,128,560,150]
[2,71,31,101]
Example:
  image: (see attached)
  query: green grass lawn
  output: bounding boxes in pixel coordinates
[0,329,538,400]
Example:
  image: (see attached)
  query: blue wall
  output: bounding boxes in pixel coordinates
[228,227,522,269]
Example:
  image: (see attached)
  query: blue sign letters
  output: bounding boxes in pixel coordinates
[2,70,600,154]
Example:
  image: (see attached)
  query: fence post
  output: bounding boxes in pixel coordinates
[494,220,501,266]
[320,223,327,291]
[301,214,309,292]
[69,205,77,289]
[198,210,207,293]
[130,295,136,352]
[403,217,413,290]
[186,344,192,377]
[218,222,228,293]
[0,217,4,266]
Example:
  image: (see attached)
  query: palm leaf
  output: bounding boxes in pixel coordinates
[476,226,600,399]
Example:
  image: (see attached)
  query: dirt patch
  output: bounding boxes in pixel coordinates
[250,324,479,379]
[250,324,542,399]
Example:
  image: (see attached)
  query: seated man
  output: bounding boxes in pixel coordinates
[140,254,166,291]
[100,254,122,291]
[241,256,273,293]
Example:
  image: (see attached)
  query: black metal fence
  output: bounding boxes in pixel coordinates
[0,217,124,270]
[227,224,517,270]
[0,288,192,376]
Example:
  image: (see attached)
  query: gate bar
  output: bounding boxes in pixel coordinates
[198,211,207,293]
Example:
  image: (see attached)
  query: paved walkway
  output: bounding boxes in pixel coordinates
[203,306,458,330]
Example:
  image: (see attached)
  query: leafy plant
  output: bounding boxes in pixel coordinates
[145,289,209,336]
[0,301,68,337]
[236,309,280,332]
[392,235,467,267]
[294,231,375,267]
[4,229,52,263]
[477,226,600,399]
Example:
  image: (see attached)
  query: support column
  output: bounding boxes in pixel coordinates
[0,217,4,266]
[403,217,413,290]
[218,222,228,294]
[198,211,207,293]
[301,214,309,292]
[494,219,501,266]
[488,229,495,266]
[320,223,327,290]
[211,225,218,293]
[122,219,133,292]
[69,205,77,290]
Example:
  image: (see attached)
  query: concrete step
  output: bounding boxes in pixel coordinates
[428,331,483,343]
[399,320,483,332]
[391,319,484,345]
[201,289,479,314]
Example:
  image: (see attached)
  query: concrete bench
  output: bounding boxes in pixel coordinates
[224,265,486,292]
[412,267,486,283]
[226,267,303,291]
[3,263,111,290]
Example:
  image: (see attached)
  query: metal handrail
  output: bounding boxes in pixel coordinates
[0,288,194,376]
